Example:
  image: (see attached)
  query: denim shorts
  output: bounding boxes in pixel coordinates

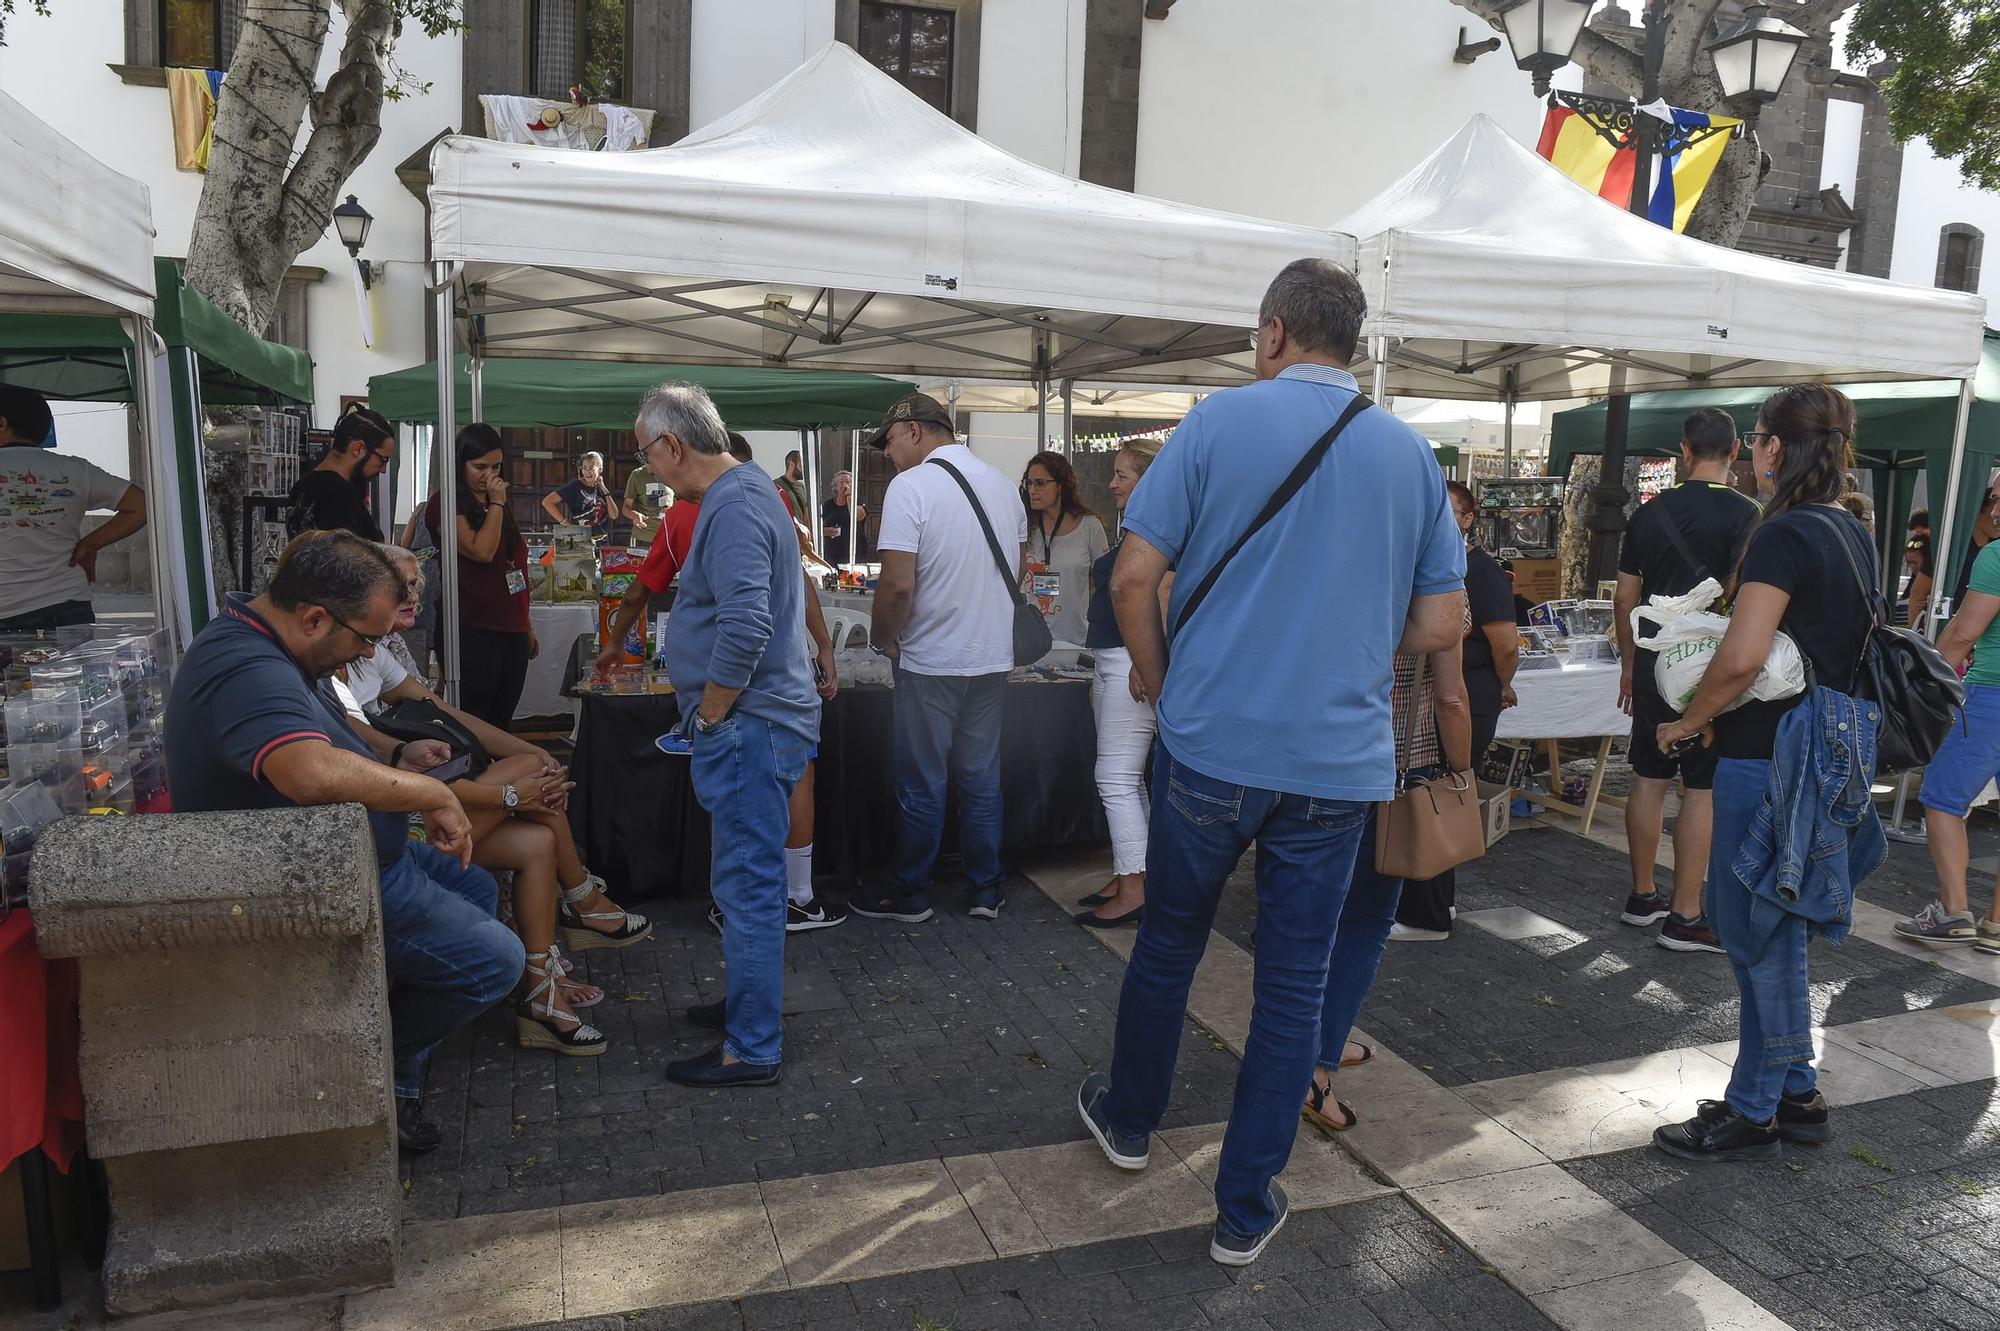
[1919,683,2000,818]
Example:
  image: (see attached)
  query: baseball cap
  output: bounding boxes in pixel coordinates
[864,392,954,451]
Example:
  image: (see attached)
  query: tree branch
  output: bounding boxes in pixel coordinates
[1660,0,1728,91]
[277,0,393,258]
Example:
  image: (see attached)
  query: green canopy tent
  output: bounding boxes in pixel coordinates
[0,259,315,631]
[1548,330,2000,600]
[367,356,914,431]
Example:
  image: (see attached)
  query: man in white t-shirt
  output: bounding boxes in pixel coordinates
[0,385,148,631]
[855,393,1027,924]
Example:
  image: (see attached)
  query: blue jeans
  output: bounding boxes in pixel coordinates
[1104,743,1369,1239]
[889,668,1007,900]
[1317,806,1406,1074]
[691,711,811,1066]
[1708,756,1815,1123]
[379,842,526,1100]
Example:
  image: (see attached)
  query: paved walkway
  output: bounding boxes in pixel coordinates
[18,818,2000,1331]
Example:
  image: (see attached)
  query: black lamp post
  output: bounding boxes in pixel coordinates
[331,193,376,289]
[1498,0,1798,588]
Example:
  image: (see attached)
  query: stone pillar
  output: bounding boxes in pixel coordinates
[1079,0,1146,190]
[30,805,397,1316]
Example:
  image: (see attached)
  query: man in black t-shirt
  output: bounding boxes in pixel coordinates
[287,404,394,542]
[1613,408,1760,955]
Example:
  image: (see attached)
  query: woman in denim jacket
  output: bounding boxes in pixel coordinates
[1652,384,1877,1162]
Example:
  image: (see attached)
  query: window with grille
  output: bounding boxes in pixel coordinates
[530,0,629,101]
[857,2,955,114]
[158,0,242,68]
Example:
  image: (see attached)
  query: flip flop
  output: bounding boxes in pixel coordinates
[1301,1079,1357,1135]
[1340,1040,1374,1068]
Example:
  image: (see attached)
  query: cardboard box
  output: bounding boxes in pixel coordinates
[1511,557,1560,605]
[1478,780,1513,848]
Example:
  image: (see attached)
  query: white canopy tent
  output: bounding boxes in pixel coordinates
[0,90,191,651]
[423,42,1351,696]
[1335,115,1987,621]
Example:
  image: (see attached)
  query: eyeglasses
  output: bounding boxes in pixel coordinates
[1024,477,1058,489]
[632,432,665,466]
[321,607,387,649]
[1742,430,1779,448]
[366,446,393,466]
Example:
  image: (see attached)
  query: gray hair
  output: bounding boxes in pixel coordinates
[833,470,852,484]
[380,543,425,603]
[1258,258,1366,362]
[636,381,730,456]
[579,451,604,470]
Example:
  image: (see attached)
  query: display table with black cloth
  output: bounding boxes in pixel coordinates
[566,677,1107,901]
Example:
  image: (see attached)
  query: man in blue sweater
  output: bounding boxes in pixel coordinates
[635,382,821,1088]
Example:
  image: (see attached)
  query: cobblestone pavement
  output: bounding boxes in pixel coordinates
[1212,825,2000,1086]
[1570,1078,2000,1331]
[403,871,1243,1220]
[516,1195,1557,1331]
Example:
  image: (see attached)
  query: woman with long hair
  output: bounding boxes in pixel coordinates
[427,423,538,727]
[1076,439,1164,928]
[1021,450,1109,651]
[1653,384,1878,1161]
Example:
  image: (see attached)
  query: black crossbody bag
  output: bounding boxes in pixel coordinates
[928,458,1054,666]
[1172,392,1375,639]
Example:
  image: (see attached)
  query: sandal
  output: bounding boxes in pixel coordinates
[1340,1040,1374,1068]
[517,946,607,1057]
[559,872,653,952]
[1301,1077,1357,1135]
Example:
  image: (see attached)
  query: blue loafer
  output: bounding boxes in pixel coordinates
[665,1046,780,1088]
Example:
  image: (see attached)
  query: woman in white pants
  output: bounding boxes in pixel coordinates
[1076,439,1165,928]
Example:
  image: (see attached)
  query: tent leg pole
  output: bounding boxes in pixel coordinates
[433,263,461,708]
[1036,380,1048,452]
[1503,374,1516,478]
[468,355,484,422]
[850,428,861,568]
[1928,377,1978,635]
[802,427,822,558]
[1369,336,1387,401]
[1061,380,1074,455]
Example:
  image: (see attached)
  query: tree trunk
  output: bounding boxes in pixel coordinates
[185,0,396,334]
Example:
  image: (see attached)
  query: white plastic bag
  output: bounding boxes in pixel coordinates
[1630,577,1806,715]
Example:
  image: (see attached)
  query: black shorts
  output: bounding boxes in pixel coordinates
[1629,675,1717,789]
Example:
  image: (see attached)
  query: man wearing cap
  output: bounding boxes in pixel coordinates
[853,393,1026,924]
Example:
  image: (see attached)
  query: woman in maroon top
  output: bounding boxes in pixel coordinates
[427,424,537,727]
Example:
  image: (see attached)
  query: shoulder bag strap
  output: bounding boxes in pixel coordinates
[1172,391,1374,640]
[928,458,1027,607]
[1802,506,1886,629]
[1653,490,1719,586]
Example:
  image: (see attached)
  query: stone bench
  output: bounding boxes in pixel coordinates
[30,804,397,1316]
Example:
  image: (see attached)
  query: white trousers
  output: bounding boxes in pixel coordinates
[1091,647,1158,877]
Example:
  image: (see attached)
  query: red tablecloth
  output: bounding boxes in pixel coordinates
[0,910,83,1173]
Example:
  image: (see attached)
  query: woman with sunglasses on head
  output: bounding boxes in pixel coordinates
[288,403,395,541]
[1653,384,1881,1162]
[1020,450,1108,653]
[427,423,539,728]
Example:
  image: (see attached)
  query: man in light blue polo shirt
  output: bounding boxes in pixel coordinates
[1075,258,1466,1267]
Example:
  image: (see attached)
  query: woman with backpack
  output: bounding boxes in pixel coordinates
[1651,384,1883,1162]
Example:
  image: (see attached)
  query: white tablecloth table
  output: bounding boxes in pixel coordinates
[519,604,600,723]
[1494,661,1629,834]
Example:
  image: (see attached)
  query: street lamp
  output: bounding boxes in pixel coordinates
[1497,0,1596,97]
[1706,2,1808,126]
[331,193,376,288]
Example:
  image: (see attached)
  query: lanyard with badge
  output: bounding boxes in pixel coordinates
[1032,520,1061,600]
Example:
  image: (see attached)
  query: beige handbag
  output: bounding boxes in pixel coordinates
[1375,660,1485,879]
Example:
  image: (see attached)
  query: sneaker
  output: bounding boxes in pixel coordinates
[1076,1071,1149,1171]
[1978,920,2000,956]
[1388,922,1449,942]
[968,886,1004,920]
[1657,913,1726,954]
[1653,1102,1781,1162]
[707,903,723,934]
[1621,890,1672,926]
[787,896,849,932]
[848,890,934,924]
[1895,900,1977,946]
[1694,1092,1828,1145]
[1211,1180,1291,1267]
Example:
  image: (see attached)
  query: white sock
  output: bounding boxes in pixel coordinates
[786,845,814,905]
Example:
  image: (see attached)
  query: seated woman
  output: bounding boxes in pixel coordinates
[336,548,650,1057]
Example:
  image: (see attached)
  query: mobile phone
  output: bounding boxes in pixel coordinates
[811,657,828,687]
[428,753,474,782]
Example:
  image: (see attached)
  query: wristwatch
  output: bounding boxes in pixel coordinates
[692,710,723,734]
[501,784,519,809]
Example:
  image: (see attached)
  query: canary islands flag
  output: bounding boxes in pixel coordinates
[1536,104,1740,233]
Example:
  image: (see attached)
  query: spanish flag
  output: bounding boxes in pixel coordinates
[1536,104,1740,233]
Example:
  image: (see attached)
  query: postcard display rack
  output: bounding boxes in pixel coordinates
[0,628,170,907]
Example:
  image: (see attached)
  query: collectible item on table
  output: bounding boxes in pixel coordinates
[1568,600,1616,638]
[597,572,648,665]
[1565,635,1618,664]
[546,524,598,603]
[1630,577,1805,713]
[1528,599,1577,637]
[5,686,84,814]
[0,779,65,903]
[1476,478,1565,560]
[1517,627,1565,670]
